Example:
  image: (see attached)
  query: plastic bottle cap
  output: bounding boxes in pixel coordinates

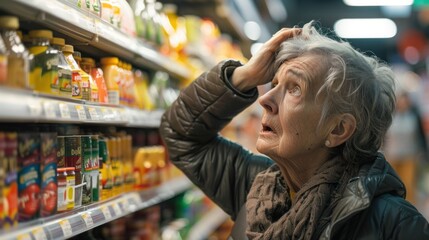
[62,44,74,53]
[29,30,53,40]
[22,34,32,44]
[100,57,119,65]
[0,16,20,30]
[51,37,65,47]
[81,57,95,64]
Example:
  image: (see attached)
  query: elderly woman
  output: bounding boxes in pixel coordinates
[160,22,429,239]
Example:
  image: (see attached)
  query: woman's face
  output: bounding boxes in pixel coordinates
[256,55,331,165]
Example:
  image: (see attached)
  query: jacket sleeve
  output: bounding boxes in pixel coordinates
[159,60,273,220]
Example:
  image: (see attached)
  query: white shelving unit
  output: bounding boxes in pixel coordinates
[0,177,192,240]
[0,86,164,128]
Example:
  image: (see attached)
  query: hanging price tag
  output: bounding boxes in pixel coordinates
[112,203,122,217]
[81,212,94,228]
[101,107,111,120]
[75,105,87,120]
[59,103,71,119]
[120,198,128,212]
[32,227,48,240]
[28,101,42,117]
[59,219,73,237]
[101,206,112,220]
[88,107,100,121]
[43,101,57,119]
[129,193,141,205]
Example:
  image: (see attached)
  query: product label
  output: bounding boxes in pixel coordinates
[66,175,75,210]
[81,172,92,205]
[57,137,65,168]
[64,137,82,184]
[8,56,28,88]
[3,133,18,228]
[71,72,82,98]
[107,90,119,105]
[58,68,72,97]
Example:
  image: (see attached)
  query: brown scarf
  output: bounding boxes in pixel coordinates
[246,157,353,240]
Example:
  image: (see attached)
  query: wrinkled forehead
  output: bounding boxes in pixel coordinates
[276,54,329,90]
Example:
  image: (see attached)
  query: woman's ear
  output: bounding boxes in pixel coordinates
[326,114,356,148]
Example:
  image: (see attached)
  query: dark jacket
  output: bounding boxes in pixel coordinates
[159,60,429,239]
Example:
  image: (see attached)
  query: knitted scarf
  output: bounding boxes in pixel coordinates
[246,156,352,240]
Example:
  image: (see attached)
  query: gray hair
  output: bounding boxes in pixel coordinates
[275,22,396,163]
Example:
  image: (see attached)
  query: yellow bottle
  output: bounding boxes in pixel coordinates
[50,38,72,98]
[100,57,120,105]
[28,30,59,94]
[74,51,96,102]
[62,45,82,99]
[133,69,154,110]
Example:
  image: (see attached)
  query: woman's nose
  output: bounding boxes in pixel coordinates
[258,91,278,114]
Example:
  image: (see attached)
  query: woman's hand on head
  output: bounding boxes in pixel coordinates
[231,28,301,92]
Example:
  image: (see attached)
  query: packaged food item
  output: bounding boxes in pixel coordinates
[111,0,122,28]
[0,16,30,88]
[39,132,57,217]
[110,137,123,196]
[73,51,94,101]
[50,38,72,98]
[122,135,133,192]
[100,57,120,105]
[90,135,99,202]
[57,136,65,168]
[73,51,98,102]
[56,168,67,212]
[80,135,92,205]
[100,0,113,24]
[99,138,113,200]
[28,30,59,94]
[81,57,108,103]
[65,167,75,210]
[1,132,18,228]
[133,69,154,110]
[62,45,83,99]
[64,136,82,187]
[17,133,40,222]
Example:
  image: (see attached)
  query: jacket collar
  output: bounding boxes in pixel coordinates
[320,153,405,239]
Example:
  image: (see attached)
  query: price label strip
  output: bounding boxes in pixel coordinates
[88,107,100,121]
[81,212,94,228]
[43,101,57,119]
[59,219,73,238]
[101,206,112,220]
[32,227,48,240]
[16,233,32,240]
[59,103,71,119]
[112,202,122,217]
[75,105,87,120]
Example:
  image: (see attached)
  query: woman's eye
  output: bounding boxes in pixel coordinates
[288,86,302,96]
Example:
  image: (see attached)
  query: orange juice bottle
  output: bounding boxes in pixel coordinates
[117,60,126,106]
[50,38,72,98]
[62,45,82,99]
[28,30,59,94]
[0,16,30,88]
[81,58,108,103]
[74,51,97,102]
[100,57,120,105]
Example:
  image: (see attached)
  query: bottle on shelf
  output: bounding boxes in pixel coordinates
[100,0,114,24]
[28,30,59,94]
[81,57,108,103]
[50,37,72,98]
[133,69,154,110]
[74,50,97,102]
[0,16,30,89]
[100,57,120,105]
[62,45,83,100]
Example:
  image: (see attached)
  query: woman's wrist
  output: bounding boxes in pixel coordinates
[231,66,254,92]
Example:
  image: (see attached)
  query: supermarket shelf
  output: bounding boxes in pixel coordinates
[0,0,191,80]
[0,86,164,128]
[188,206,229,240]
[0,177,193,240]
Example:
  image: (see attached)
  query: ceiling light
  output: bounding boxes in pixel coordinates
[334,18,397,38]
[343,0,413,6]
[244,21,261,41]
